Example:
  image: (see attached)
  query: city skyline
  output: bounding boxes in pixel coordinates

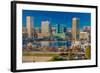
[22,10,91,29]
[22,10,91,62]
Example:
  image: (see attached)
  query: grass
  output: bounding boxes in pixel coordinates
[23,51,59,57]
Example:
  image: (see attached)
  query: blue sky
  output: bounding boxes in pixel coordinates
[22,10,91,29]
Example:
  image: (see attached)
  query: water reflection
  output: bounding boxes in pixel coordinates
[37,41,67,47]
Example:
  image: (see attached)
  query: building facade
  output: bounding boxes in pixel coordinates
[41,20,50,37]
[26,16,34,38]
[56,24,63,33]
[80,32,89,40]
[72,17,80,41]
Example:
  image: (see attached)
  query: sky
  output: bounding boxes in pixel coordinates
[22,10,91,29]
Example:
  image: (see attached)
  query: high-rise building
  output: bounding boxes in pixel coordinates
[56,24,63,33]
[41,20,50,36]
[72,17,80,41]
[26,16,34,38]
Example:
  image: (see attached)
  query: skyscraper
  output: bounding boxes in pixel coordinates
[26,16,34,38]
[41,20,51,37]
[72,17,80,41]
[56,24,63,33]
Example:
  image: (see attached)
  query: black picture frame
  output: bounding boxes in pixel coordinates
[11,1,98,72]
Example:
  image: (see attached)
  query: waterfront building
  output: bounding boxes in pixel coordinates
[41,20,50,37]
[26,16,34,38]
[72,17,80,42]
[56,24,63,33]
[80,32,89,40]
